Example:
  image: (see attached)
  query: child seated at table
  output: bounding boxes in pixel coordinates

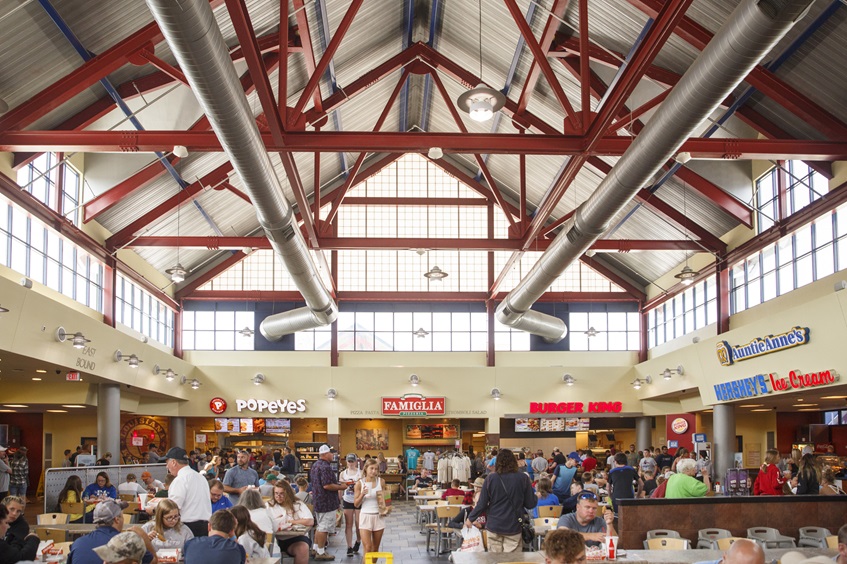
[543,528,586,564]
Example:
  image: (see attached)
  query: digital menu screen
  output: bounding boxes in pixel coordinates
[265,418,291,433]
[214,418,240,432]
[240,418,254,433]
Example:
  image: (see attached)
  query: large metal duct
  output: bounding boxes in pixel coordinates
[497,0,812,342]
[146,0,337,341]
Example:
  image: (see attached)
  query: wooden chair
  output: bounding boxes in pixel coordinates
[446,495,464,505]
[426,499,447,506]
[645,538,689,550]
[425,505,462,555]
[537,505,563,518]
[534,518,559,550]
[826,536,839,549]
[37,514,70,525]
[36,528,68,542]
[119,494,137,503]
[716,537,746,551]
[60,502,85,515]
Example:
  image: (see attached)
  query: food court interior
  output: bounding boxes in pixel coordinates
[1,0,847,531]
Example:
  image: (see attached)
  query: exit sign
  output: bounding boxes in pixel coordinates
[66,372,81,381]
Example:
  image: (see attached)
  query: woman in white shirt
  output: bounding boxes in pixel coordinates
[231,505,270,559]
[267,482,314,564]
[140,499,194,551]
[339,453,363,557]
[236,488,274,533]
[354,459,388,557]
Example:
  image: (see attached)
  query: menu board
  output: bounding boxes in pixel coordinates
[214,418,240,432]
[265,418,291,433]
[540,418,564,432]
[515,418,540,432]
[405,424,459,439]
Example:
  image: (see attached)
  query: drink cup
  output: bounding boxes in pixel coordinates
[138,493,148,510]
[606,536,618,560]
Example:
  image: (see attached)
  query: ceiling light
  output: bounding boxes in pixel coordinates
[751,409,772,412]
[674,265,696,285]
[32,377,41,381]
[490,388,502,400]
[563,374,575,386]
[239,326,254,337]
[793,404,818,407]
[0,410,16,413]
[252,373,265,386]
[798,408,820,412]
[62,405,86,408]
[114,350,143,368]
[173,145,189,158]
[36,369,46,374]
[821,396,847,400]
[661,365,685,380]
[56,327,90,349]
[414,328,429,338]
[632,376,652,390]
[457,85,506,122]
[166,263,188,283]
[47,410,67,413]
[327,388,337,401]
[3,405,28,408]
[427,147,443,159]
[424,266,448,281]
[190,379,201,390]
[584,327,598,337]
[409,374,420,387]
[739,404,764,408]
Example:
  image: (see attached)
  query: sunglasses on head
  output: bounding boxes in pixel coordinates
[578,491,598,501]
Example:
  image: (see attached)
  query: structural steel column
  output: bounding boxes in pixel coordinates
[713,403,736,486]
[170,417,186,449]
[97,384,121,462]
[636,416,652,452]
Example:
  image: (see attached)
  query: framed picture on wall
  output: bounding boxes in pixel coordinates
[356,428,388,451]
[404,424,460,440]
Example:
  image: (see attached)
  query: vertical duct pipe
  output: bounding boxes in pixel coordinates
[146,0,337,340]
[496,0,812,341]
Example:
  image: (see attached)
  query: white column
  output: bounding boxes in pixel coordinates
[97,384,121,461]
[713,403,736,485]
[636,416,652,452]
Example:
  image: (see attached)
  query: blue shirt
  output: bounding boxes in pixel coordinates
[553,465,577,496]
[405,448,420,470]
[68,527,153,564]
[81,484,117,500]
[211,495,233,513]
[532,493,561,518]
[184,534,246,564]
[222,466,259,504]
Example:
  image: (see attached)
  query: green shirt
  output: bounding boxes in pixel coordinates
[665,473,708,498]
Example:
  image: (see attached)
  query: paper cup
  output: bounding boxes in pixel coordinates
[138,493,148,510]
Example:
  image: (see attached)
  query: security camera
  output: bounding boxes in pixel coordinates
[55,369,61,375]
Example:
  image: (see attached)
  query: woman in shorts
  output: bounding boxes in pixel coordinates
[266,481,314,564]
[354,459,388,556]
[339,453,362,556]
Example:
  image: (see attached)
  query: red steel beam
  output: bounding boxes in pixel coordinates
[513,0,572,117]
[578,0,590,130]
[6,131,847,160]
[291,0,326,121]
[136,49,188,85]
[184,289,638,303]
[578,256,646,300]
[289,0,363,127]
[627,0,847,140]
[670,164,752,227]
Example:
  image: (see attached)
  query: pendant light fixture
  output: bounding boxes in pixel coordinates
[584,303,597,337]
[239,302,254,337]
[674,179,696,286]
[414,328,429,338]
[165,191,189,284]
[424,266,448,282]
[456,0,505,122]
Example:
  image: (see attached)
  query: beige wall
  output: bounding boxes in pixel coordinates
[44,412,98,468]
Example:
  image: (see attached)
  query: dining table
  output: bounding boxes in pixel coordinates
[450,547,837,563]
[34,522,132,538]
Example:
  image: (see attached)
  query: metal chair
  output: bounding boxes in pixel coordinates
[425,505,461,554]
[716,538,746,551]
[798,527,833,548]
[37,514,70,525]
[746,527,796,548]
[697,528,733,549]
[644,529,682,548]
[537,505,563,518]
[645,538,689,550]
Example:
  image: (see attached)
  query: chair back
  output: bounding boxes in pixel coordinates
[537,505,563,518]
[698,528,731,540]
[647,529,682,539]
[119,494,137,502]
[435,505,462,520]
[645,538,689,550]
[418,489,435,496]
[37,514,70,525]
[826,536,839,549]
[427,499,447,506]
[36,528,69,542]
[60,502,85,515]
[446,495,464,505]
[716,537,745,551]
[533,517,558,529]
[799,527,833,548]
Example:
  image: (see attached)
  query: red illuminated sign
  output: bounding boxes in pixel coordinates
[381,394,445,416]
[210,397,227,414]
[66,371,81,381]
[529,401,622,414]
[769,369,837,392]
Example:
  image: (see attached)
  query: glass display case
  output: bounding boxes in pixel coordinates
[815,454,846,477]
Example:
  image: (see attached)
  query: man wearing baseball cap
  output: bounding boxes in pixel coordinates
[92,531,158,564]
[163,447,211,538]
[67,499,153,564]
[140,471,164,494]
[310,445,346,561]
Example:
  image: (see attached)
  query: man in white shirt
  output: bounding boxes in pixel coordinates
[117,474,147,496]
[163,447,211,538]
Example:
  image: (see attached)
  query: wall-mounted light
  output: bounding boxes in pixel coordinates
[563,374,575,386]
[409,374,420,387]
[20,277,33,289]
[490,388,502,400]
[154,364,177,382]
[189,378,201,390]
[327,388,338,401]
[252,373,265,386]
[114,350,143,368]
[661,365,684,380]
[632,376,652,390]
[56,327,90,349]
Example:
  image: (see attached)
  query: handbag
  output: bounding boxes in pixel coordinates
[496,474,535,545]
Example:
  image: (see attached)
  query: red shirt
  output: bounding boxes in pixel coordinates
[582,457,597,472]
[753,463,784,495]
[442,487,474,505]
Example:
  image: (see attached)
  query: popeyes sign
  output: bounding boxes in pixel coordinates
[382,394,445,416]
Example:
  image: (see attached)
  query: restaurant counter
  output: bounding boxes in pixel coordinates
[617,495,847,550]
